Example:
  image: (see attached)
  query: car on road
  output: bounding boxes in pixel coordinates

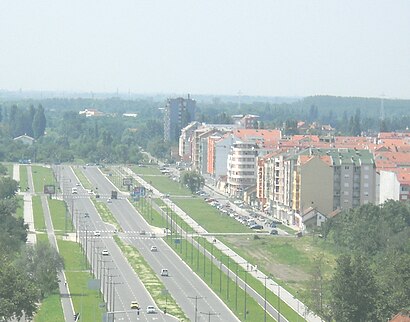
[250,224,264,230]
[160,268,169,276]
[84,213,90,218]
[150,245,158,252]
[107,198,112,203]
[130,301,140,310]
[76,182,81,186]
[101,249,109,256]
[146,305,156,314]
[94,231,101,237]
[140,230,146,235]
[270,229,279,235]
[150,232,156,238]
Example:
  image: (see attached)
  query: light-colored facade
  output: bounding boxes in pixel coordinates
[207,133,234,179]
[379,170,410,203]
[227,142,258,198]
[179,121,200,162]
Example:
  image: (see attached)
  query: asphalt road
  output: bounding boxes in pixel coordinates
[59,165,238,322]
[57,165,175,322]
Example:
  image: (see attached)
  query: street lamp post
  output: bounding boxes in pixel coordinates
[187,295,203,322]
[235,262,247,312]
[258,275,270,322]
[271,281,281,322]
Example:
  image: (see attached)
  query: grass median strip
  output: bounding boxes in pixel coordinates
[114,235,188,321]
[91,199,122,232]
[72,166,93,190]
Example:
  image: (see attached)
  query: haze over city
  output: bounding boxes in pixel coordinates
[1,0,410,98]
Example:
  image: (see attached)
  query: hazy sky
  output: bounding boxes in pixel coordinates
[1,1,409,98]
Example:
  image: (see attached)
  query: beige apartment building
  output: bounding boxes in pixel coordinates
[291,148,376,215]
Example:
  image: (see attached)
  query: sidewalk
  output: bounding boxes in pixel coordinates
[123,167,323,322]
[19,164,75,322]
[13,164,37,245]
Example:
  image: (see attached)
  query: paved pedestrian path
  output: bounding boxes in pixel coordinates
[16,164,76,322]
[123,167,323,322]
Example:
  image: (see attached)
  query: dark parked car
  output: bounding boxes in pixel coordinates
[270,229,279,235]
[250,224,263,230]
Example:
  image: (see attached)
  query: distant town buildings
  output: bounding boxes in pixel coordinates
[164,96,196,142]
[79,108,104,117]
[178,119,410,231]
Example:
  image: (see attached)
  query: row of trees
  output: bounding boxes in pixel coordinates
[0,95,409,166]
[0,172,63,320]
[306,201,410,322]
[0,104,46,139]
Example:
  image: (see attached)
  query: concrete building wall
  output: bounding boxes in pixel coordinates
[214,136,233,178]
[299,157,334,215]
[379,171,400,202]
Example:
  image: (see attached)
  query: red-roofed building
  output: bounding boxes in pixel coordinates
[389,310,410,322]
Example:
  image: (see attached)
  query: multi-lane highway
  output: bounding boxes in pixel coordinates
[57,165,239,322]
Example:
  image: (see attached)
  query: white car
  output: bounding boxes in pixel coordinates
[146,305,156,314]
[150,246,158,252]
[94,231,101,237]
[107,198,112,203]
[160,269,169,276]
[101,249,109,256]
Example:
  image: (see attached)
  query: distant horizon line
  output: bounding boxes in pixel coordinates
[0,88,408,101]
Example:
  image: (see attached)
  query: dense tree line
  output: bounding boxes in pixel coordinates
[0,95,409,165]
[305,201,410,322]
[0,100,168,163]
[0,175,64,320]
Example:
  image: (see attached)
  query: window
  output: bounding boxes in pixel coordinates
[344,191,349,195]
[364,166,369,171]
[364,174,369,179]
[344,182,349,188]
[344,174,350,178]
[345,166,350,170]
[364,183,369,188]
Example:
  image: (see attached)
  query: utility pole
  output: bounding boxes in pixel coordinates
[187,295,204,322]
[200,311,220,322]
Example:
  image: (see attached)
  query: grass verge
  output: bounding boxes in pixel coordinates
[19,165,28,191]
[31,165,55,194]
[131,165,162,176]
[48,199,74,233]
[34,291,65,322]
[57,239,104,321]
[165,235,278,322]
[15,195,24,219]
[172,198,251,233]
[114,235,188,321]
[32,196,46,231]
